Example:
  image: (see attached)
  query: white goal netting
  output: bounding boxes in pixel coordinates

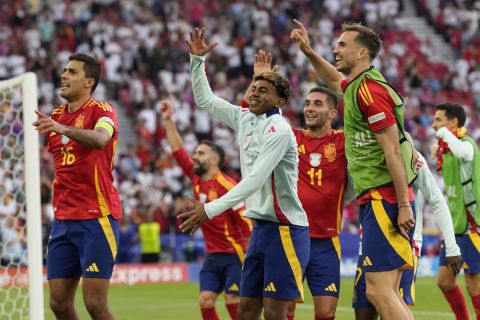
[0,73,44,320]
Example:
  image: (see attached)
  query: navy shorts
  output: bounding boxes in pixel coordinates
[47,215,119,279]
[200,253,243,294]
[305,237,341,298]
[359,191,415,272]
[240,220,310,302]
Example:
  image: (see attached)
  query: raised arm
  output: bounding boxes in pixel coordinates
[290,19,345,95]
[187,27,242,131]
[33,110,111,149]
[160,97,183,152]
[436,127,474,161]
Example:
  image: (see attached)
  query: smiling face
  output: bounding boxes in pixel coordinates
[333,31,363,76]
[304,91,336,130]
[248,79,285,115]
[59,60,95,102]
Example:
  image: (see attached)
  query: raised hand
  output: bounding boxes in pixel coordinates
[177,198,209,235]
[186,27,218,56]
[159,96,174,122]
[33,110,65,135]
[290,19,312,53]
[254,50,279,76]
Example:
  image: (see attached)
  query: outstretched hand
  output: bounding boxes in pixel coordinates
[159,96,174,122]
[290,19,312,53]
[177,198,209,235]
[32,110,65,135]
[254,50,279,76]
[186,27,218,56]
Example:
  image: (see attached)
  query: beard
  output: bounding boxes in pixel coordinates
[193,163,208,176]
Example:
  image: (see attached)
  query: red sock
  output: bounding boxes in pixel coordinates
[315,317,335,320]
[443,286,470,320]
[200,307,220,320]
[471,294,480,320]
[226,303,239,320]
[287,315,294,320]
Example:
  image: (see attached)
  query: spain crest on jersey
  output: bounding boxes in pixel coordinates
[324,143,336,162]
[75,114,85,128]
[208,188,218,201]
[310,153,321,167]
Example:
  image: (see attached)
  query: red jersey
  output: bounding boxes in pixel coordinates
[47,98,122,220]
[293,128,347,238]
[341,78,414,205]
[172,148,252,260]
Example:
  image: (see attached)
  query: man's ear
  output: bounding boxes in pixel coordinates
[85,77,95,90]
[275,97,286,108]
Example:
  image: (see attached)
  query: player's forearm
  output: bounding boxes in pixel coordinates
[190,54,240,131]
[164,120,183,152]
[61,126,110,149]
[384,145,410,205]
[442,130,474,161]
[302,47,344,95]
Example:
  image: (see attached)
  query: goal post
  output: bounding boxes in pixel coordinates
[0,72,44,320]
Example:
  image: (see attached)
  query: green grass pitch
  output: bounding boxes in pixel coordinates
[44,277,475,319]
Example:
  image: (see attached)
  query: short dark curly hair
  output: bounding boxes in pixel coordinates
[254,72,291,101]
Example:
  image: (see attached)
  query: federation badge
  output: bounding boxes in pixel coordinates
[61,135,69,144]
[324,143,336,162]
[309,153,321,167]
[208,188,218,201]
[75,114,85,128]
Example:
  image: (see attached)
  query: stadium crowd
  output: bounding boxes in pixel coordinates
[1,0,480,263]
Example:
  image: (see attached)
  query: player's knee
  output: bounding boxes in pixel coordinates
[465,279,480,296]
[315,303,336,318]
[199,293,216,308]
[237,304,257,320]
[365,285,385,304]
[263,306,285,320]
[84,296,108,316]
[49,298,72,315]
[437,276,456,292]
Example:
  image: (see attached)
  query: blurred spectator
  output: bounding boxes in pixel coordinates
[138,212,160,263]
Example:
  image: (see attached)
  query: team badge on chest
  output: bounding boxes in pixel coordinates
[75,114,85,128]
[324,143,336,162]
[208,188,218,201]
[310,153,321,167]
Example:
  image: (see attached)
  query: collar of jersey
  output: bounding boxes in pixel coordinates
[264,108,281,118]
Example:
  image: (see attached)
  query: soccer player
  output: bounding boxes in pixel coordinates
[160,97,252,320]
[432,102,480,319]
[353,144,462,320]
[291,20,416,320]
[179,27,310,320]
[242,50,349,320]
[33,53,121,320]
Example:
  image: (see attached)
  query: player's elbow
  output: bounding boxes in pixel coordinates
[92,136,110,149]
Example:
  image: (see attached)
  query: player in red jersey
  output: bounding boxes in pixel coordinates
[33,53,121,320]
[160,97,252,320]
[244,51,351,320]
